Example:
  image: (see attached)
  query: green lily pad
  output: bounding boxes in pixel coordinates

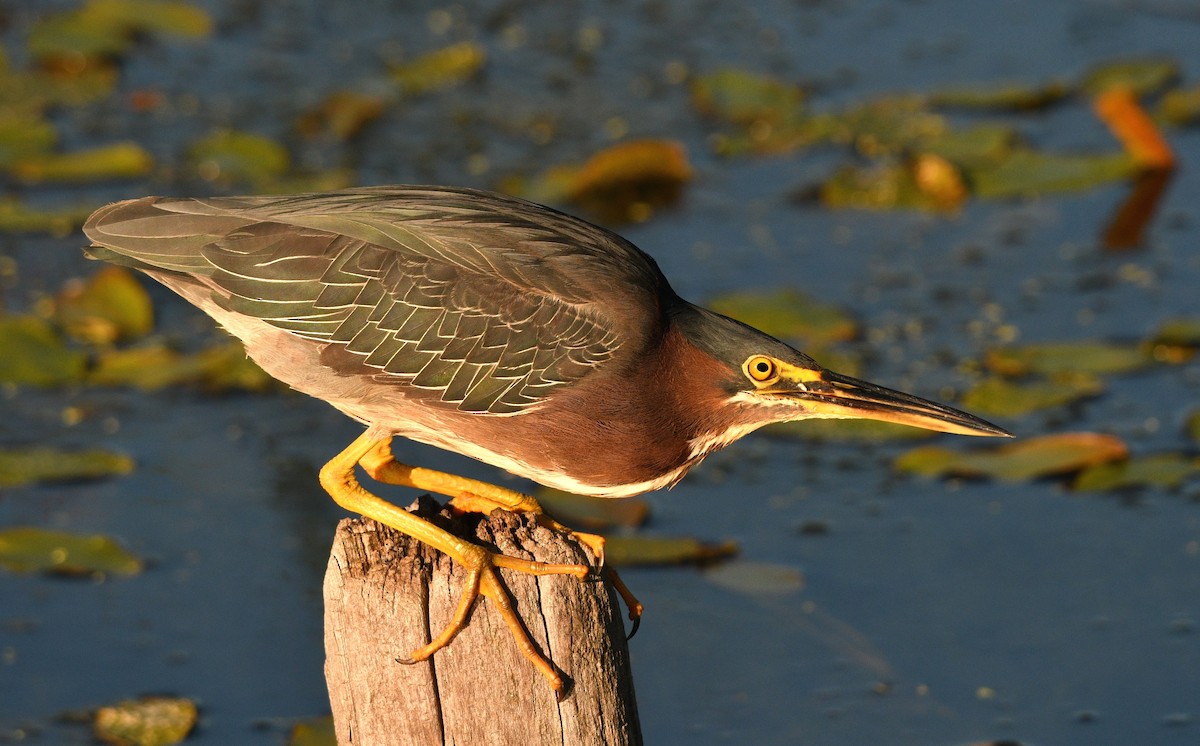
[821,159,948,211]
[536,488,649,531]
[708,288,857,348]
[929,79,1070,110]
[704,560,805,596]
[604,535,738,567]
[1159,86,1200,127]
[918,124,1019,169]
[895,432,1128,481]
[93,696,197,746]
[29,0,210,63]
[1074,453,1200,492]
[0,527,142,576]
[56,266,154,345]
[0,447,133,488]
[0,198,94,235]
[0,114,57,168]
[960,374,1103,417]
[188,129,290,188]
[1081,57,1180,96]
[289,716,336,746]
[969,149,1137,199]
[826,96,947,157]
[690,68,806,125]
[765,418,937,443]
[0,315,87,386]
[1186,411,1200,444]
[297,91,386,141]
[89,340,274,392]
[390,42,485,96]
[1151,317,1200,348]
[984,341,1153,377]
[11,142,153,183]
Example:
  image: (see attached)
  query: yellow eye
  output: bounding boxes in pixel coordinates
[745,355,778,383]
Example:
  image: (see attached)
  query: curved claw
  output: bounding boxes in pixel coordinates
[602,566,644,640]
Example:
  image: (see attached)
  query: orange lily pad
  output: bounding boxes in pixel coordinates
[536,489,649,531]
[1073,453,1200,492]
[984,341,1153,377]
[959,374,1103,417]
[55,266,154,345]
[895,432,1128,481]
[0,315,87,386]
[0,447,133,488]
[94,695,197,746]
[604,535,738,567]
[0,527,142,576]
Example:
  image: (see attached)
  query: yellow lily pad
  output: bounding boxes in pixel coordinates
[929,79,1070,110]
[895,432,1128,481]
[604,535,738,567]
[969,149,1137,199]
[0,315,87,386]
[960,374,1103,417]
[289,716,336,746]
[29,0,210,63]
[1081,57,1180,96]
[89,340,274,392]
[188,129,290,188]
[690,68,806,125]
[390,42,485,96]
[0,114,57,167]
[708,288,857,347]
[1151,317,1200,348]
[0,527,142,576]
[765,418,937,443]
[1159,86,1200,127]
[536,488,649,531]
[704,560,804,596]
[297,91,385,141]
[984,341,1153,377]
[11,142,153,183]
[0,447,134,488]
[55,266,153,345]
[94,696,197,746]
[0,198,94,235]
[1074,453,1200,492]
[821,157,966,212]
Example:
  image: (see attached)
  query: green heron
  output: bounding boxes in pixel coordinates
[83,186,1009,696]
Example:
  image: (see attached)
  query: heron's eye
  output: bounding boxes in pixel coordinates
[745,355,778,384]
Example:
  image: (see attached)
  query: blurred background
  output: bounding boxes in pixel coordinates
[2,0,1199,744]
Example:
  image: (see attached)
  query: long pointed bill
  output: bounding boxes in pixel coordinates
[783,368,1012,437]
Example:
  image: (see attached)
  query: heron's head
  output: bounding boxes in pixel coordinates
[672,304,1011,455]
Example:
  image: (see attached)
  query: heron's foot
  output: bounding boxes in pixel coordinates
[398,539,589,700]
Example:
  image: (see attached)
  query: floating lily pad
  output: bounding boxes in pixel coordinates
[765,418,937,443]
[919,124,1018,169]
[1150,317,1200,348]
[929,79,1070,110]
[0,114,57,167]
[188,129,290,187]
[1158,86,1200,127]
[1074,453,1200,492]
[984,341,1153,377]
[56,266,153,345]
[89,340,274,392]
[821,156,966,212]
[968,150,1137,199]
[390,42,485,96]
[297,91,385,141]
[690,68,806,125]
[0,446,133,488]
[704,559,805,596]
[960,374,1103,417]
[93,696,197,746]
[289,716,336,746]
[29,0,211,63]
[537,488,649,531]
[11,142,153,183]
[0,315,87,386]
[1081,57,1179,96]
[604,535,738,567]
[826,96,947,158]
[1186,411,1200,444]
[0,198,95,235]
[895,432,1127,481]
[0,527,142,576]
[708,288,857,347]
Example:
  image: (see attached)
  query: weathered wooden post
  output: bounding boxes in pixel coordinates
[323,496,642,745]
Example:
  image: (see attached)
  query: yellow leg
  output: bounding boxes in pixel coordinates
[320,427,589,698]
[360,437,645,635]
